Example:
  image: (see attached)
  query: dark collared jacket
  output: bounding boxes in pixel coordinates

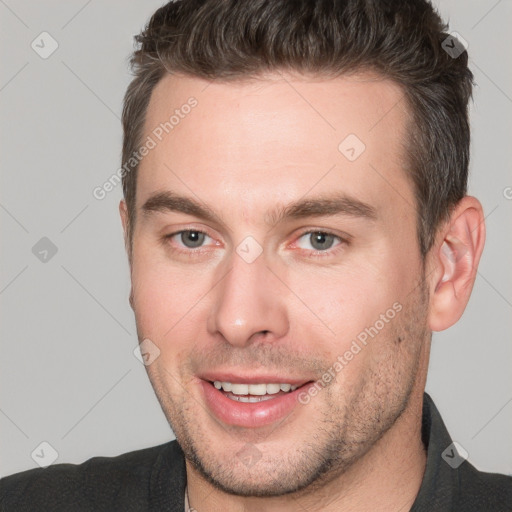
[1,393,511,511]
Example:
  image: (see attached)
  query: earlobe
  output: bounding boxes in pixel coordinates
[428,197,486,332]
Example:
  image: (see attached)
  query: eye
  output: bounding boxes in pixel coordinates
[165,229,213,250]
[295,230,346,256]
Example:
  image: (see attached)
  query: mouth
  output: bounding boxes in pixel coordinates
[199,377,315,428]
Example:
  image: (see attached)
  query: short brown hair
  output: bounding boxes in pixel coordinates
[122,0,473,259]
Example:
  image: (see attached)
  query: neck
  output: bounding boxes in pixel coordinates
[185,391,427,512]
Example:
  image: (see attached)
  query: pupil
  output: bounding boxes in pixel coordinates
[311,232,333,251]
[182,231,204,248]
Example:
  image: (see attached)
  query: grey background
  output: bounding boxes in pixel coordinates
[1,0,511,478]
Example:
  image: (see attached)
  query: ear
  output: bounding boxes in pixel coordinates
[119,200,135,310]
[427,196,486,332]
[119,199,130,254]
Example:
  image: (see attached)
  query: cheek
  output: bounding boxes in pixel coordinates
[130,243,211,341]
[281,250,413,381]
[285,262,396,339]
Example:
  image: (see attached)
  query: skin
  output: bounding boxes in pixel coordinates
[120,71,485,511]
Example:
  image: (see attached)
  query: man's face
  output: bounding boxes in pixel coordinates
[123,72,431,496]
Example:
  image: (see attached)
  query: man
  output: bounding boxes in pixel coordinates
[1,0,511,510]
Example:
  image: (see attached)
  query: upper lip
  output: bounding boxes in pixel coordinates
[199,371,314,386]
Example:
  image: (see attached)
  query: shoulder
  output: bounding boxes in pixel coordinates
[415,394,512,511]
[456,461,512,511]
[0,441,179,512]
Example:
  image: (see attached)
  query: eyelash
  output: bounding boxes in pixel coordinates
[163,228,348,259]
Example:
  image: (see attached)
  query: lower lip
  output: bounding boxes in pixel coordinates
[199,380,314,428]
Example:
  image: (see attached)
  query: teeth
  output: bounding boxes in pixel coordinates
[213,381,301,395]
[227,394,276,403]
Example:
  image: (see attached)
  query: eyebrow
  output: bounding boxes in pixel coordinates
[142,191,223,225]
[141,190,378,228]
[265,193,378,226]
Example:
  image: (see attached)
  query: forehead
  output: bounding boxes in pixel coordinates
[136,71,414,225]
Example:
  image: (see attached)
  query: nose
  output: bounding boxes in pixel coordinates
[207,248,289,348]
